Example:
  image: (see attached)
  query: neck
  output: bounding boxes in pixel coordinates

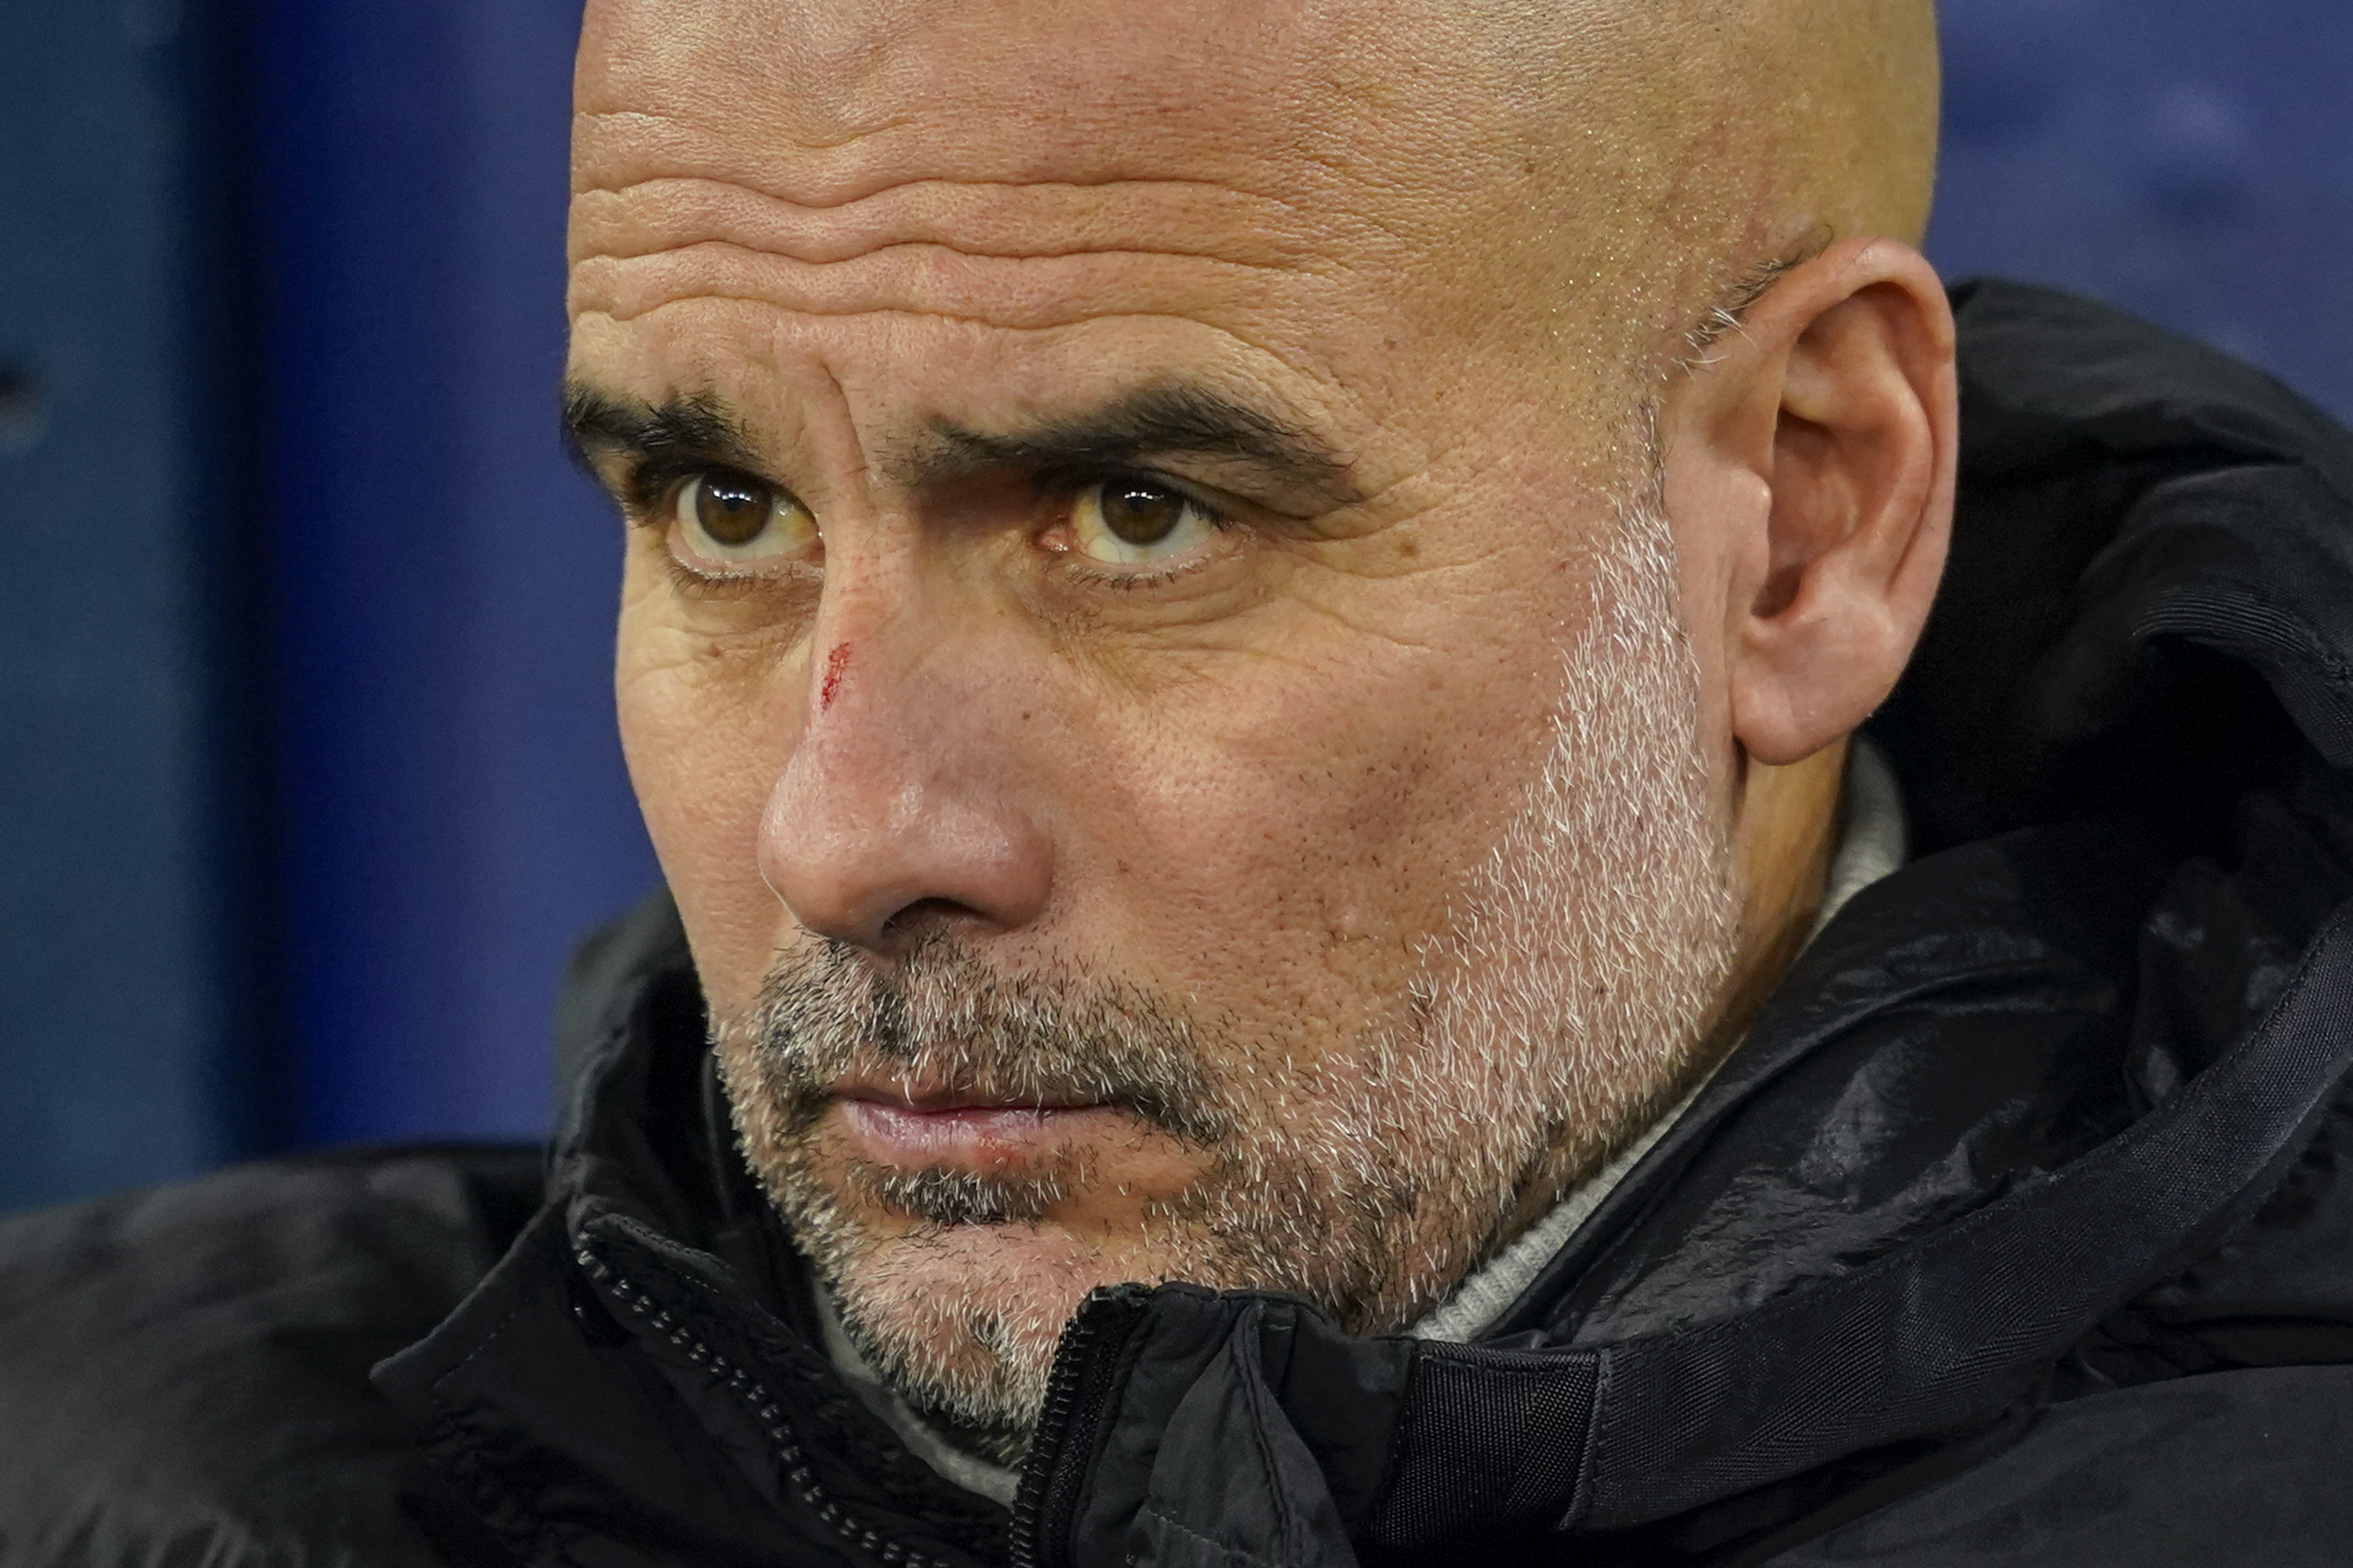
[1717,736,1848,1041]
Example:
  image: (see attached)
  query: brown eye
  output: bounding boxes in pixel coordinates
[1100,482,1187,544]
[671,469,816,568]
[1070,478,1218,565]
[696,471,776,546]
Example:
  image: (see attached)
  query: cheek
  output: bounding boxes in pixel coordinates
[616,607,797,1018]
[1074,627,1548,1044]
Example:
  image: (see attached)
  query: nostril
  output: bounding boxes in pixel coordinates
[878,896,988,945]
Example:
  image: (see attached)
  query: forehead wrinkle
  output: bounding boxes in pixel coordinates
[570,302,1316,410]
[573,111,1317,217]
[566,236,1338,341]
[570,128,1445,265]
[568,14,1477,247]
[568,174,1331,277]
[566,309,1310,444]
[573,4,1373,203]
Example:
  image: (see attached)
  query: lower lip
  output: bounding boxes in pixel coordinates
[836,1099,1114,1164]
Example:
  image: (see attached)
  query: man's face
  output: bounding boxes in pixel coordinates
[573,0,1738,1454]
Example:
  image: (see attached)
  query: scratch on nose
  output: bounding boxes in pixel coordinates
[820,643,852,712]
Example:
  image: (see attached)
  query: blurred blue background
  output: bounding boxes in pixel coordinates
[2,0,2349,1210]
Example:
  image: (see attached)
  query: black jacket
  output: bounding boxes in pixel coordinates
[7,281,2353,1567]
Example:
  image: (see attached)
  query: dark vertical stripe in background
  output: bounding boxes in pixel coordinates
[0,2,270,1207]
[1,1,2348,1209]
[255,0,656,1153]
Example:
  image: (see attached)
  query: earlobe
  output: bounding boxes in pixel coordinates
[1721,241,1957,766]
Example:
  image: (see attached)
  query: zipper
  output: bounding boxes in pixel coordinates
[1007,1285,1156,1568]
[576,1243,948,1568]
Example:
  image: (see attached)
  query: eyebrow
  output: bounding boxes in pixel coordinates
[560,379,1365,511]
[561,383,768,477]
[897,385,1362,510]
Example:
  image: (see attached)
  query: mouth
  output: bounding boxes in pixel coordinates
[830,1076,1123,1168]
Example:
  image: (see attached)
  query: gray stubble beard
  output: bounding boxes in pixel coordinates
[714,470,1741,1463]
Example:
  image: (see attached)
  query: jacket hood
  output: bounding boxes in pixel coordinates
[377,281,2353,1568]
[1883,279,2353,849]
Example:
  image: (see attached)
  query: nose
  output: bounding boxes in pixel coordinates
[756,610,1054,953]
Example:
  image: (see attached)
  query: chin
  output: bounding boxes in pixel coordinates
[823,1214,1155,1436]
[859,1212,1120,1289]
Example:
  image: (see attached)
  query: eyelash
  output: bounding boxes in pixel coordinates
[1056,539,1226,592]
[656,548,770,598]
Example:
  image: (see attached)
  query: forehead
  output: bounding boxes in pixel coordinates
[566,0,1586,440]
[571,0,1503,216]
[578,0,1399,171]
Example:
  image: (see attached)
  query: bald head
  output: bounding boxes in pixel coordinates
[1475,0,1941,375]
[1479,0,1943,245]
[573,0,1937,464]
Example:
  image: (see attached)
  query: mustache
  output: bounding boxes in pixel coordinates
[736,933,1237,1148]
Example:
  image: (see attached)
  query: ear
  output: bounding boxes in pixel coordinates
[1663,238,1958,766]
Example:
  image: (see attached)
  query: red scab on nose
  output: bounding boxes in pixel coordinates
[819,643,852,712]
